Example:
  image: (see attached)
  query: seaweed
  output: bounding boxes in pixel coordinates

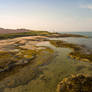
[57,74,92,92]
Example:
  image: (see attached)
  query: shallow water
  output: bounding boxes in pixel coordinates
[8,40,92,92]
[29,41,92,92]
[3,38,92,92]
[50,37,92,49]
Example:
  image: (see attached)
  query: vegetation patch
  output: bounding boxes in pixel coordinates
[0,31,52,40]
[0,29,87,40]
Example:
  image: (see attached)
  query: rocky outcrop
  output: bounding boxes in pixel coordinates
[57,74,92,92]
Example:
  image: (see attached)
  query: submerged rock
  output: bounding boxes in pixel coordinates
[57,74,92,92]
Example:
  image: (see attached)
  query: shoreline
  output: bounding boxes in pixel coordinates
[0,30,88,40]
[0,31,91,92]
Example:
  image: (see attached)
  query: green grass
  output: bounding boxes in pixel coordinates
[0,31,52,40]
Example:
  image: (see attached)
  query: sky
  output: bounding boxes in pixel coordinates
[0,0,92,32]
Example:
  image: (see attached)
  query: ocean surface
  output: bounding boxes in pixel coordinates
[57,32,92,49]
[60,32,92,37]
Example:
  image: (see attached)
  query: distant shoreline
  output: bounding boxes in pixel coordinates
[0,28,88,40]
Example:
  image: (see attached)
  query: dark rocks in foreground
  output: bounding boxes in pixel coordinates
[57,74,92,92]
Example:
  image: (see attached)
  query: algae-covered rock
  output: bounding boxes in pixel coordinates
[0,49,36,73]
[57,74,92,92]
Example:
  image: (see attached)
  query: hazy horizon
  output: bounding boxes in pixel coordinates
[0,0,92,32]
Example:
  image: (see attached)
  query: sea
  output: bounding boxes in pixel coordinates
[60,32,92,37]
[59,32,92,49]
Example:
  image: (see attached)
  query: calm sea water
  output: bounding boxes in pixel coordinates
[60,32,92,37]
[58,32,92,49]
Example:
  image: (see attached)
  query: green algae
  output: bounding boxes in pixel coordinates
[0,47,54,90]
[0,49,36,69]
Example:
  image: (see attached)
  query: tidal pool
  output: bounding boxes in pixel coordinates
[49,37,92,49]
[1,38,92,92]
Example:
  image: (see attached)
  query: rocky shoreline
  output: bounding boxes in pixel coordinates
[0,30,91,92]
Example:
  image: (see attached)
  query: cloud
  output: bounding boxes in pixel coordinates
[80,4,92,10]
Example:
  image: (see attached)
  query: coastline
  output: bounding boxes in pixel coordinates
[0,30,91,92]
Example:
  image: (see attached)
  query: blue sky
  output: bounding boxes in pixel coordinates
[0,0,92,32]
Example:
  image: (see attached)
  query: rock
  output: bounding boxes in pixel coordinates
[57,74,92,92]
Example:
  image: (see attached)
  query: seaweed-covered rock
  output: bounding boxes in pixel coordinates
[57,74,92,92]
[50,40,92,63]
[0,49,36,73]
